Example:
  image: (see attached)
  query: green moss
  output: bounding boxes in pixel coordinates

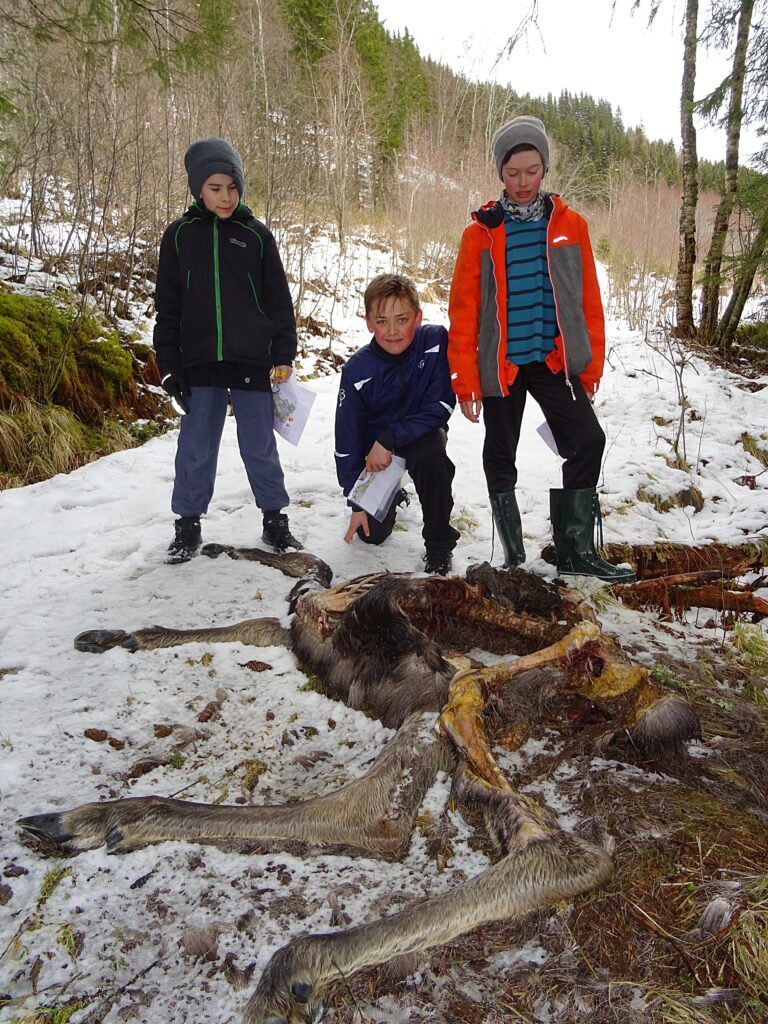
[0,291,132,417]
[128,419,165,443]
[0,314,42,393]
[80,333,133,398]
[0,291,169,488]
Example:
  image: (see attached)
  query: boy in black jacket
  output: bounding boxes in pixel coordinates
[154,137,302,563]
[335,274,460,575]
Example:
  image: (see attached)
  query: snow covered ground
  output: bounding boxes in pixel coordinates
[0,240,767,1022]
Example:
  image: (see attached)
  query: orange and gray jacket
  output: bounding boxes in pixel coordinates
[448,193,605,402]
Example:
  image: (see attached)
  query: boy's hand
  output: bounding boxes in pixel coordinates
[273,365,293,383]
[344,510,370,543]
[460,399,482,423]
[366,441,392,472]
[161,371,191,415]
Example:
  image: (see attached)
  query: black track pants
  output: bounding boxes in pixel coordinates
[358,428,459,549]
[481,363,605,494]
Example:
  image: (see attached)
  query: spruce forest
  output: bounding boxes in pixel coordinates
[0,0,762,308]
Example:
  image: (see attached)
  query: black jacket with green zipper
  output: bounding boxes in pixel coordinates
[153,201,297,378]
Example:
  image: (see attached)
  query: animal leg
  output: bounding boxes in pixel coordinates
[18,712,453,857]
[74,617,290,653]
[201,544,333,587]
[243,770,612,1024]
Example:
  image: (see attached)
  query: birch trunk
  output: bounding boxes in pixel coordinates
[699,0,755,346]
[674,0,699,337]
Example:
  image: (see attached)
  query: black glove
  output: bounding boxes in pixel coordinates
[161,370,191,415]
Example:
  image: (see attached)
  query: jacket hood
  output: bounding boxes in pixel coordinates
[471,191,563,228]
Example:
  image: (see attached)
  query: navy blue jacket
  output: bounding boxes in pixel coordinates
[334,324,455,497]
[153,201,297,377]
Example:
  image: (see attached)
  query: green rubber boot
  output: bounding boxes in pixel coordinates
[490,491,526,568]
[550,488,636,584]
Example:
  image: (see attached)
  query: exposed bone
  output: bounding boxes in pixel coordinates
[438,622,600,788]
[437,594,566,641]
[471,621,601,690]
[438,674,511,793]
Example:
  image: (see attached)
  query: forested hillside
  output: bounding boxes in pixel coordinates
[0,0,766,488]
[0,0,729,297]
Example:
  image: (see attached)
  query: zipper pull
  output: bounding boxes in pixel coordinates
[565,377,576,402]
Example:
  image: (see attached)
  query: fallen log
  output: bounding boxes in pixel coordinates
[615,580,768,618]
[600,541,767,580]
[541,540,767,580]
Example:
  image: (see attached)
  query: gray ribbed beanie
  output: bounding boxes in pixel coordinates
[491,116,549,179]
[184,137,245,199]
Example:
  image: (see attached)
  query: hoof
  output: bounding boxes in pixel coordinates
[201,543,236,559]
[18,799,156,854]
[630,693,702,760]
[17,812,74,853]
[74,629,134,654]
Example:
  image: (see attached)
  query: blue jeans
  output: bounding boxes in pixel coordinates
[171,387,289,517]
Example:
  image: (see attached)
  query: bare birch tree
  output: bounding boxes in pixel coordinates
[698,0,755,345]
[674,0,700,337]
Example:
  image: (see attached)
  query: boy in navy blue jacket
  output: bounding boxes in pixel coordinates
[334,274,460,574]
[154,137,302,563]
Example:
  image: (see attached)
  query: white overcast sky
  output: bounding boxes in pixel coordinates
[373,0,761,164]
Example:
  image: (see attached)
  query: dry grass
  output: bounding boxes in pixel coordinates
[729,623,768,681]
[0,398,135,487]
[740,433,768,470]
[636,484,705,513]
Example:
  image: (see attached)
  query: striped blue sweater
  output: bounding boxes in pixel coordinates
[504,215,558,365]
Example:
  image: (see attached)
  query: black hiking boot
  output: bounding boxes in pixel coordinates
[261,511,303,553]
[423,547,453,576]
[166,516,202,565]
[394,488,410,509]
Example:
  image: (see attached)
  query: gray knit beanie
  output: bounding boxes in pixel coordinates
[184,137,245,199]
[491,116,549,179]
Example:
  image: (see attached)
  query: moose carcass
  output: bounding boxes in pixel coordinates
[18,551,702,1024]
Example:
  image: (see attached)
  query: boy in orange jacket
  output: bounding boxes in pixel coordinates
[448,115,634,583]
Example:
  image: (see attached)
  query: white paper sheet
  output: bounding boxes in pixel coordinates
[536,420,560,456]
[348,455,406,521]
[272,378,316,445]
